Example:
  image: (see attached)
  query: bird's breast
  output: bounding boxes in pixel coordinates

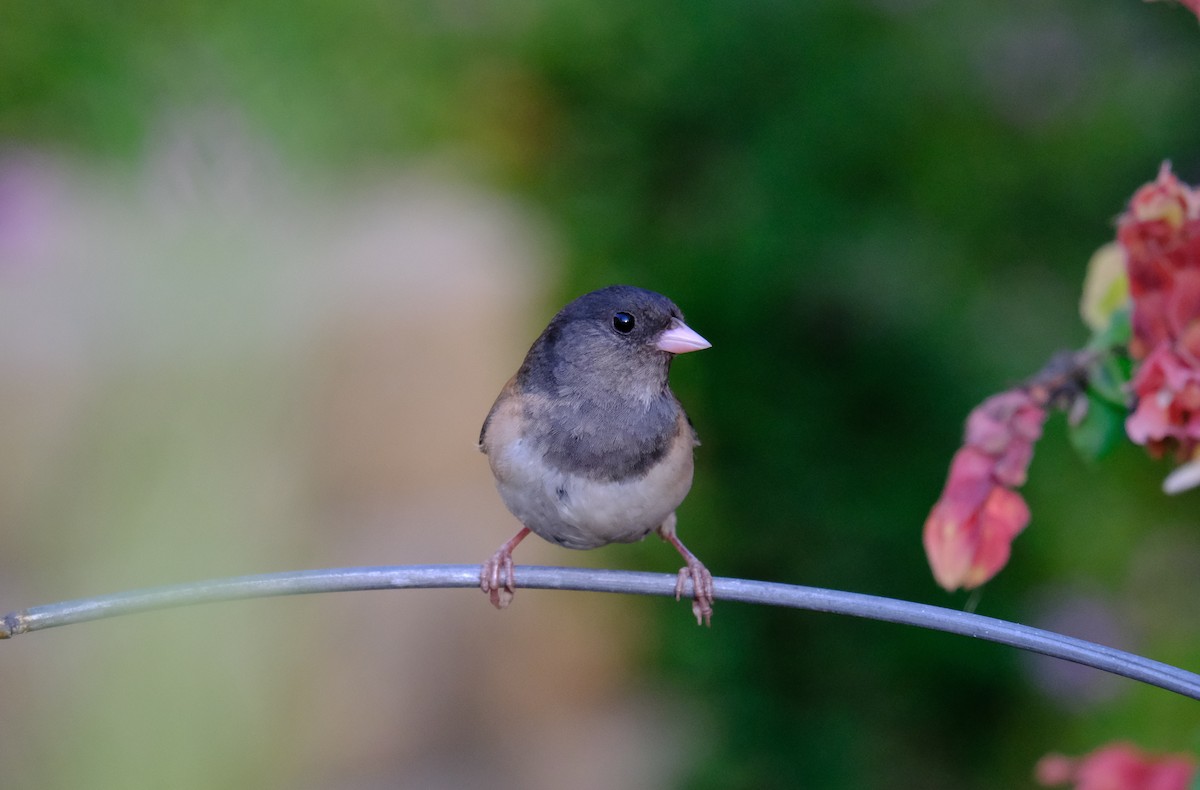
[485,409,697,549]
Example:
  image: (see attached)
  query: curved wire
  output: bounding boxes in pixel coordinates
[2,564,1198,700]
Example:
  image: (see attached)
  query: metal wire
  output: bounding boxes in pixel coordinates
[3,564,1198,700]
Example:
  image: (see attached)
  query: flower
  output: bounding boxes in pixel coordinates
[1117,165,1200,464]
[923,390,1046,591]
[1117,163,1200,360]
[1126,344,1200,459]
[1036,742,1196,790]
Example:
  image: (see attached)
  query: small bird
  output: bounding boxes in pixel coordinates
[478,285,715,625]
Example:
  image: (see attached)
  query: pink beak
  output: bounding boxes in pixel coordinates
[656,318,712,354]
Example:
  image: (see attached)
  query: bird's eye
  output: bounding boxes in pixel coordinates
[612,312,635,333]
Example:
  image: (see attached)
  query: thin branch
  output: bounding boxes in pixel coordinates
[2,565,1198,701]
[1021,346,1101,410]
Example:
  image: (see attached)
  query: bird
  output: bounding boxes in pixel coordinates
[478,285,716,625]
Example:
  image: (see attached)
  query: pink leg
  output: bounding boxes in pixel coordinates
[657,518,714,627]
[480,527,531,610]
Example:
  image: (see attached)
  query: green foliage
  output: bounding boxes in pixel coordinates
[490,3,1200,787]
[1072,307,1134,462]
[1070,390,1129,464]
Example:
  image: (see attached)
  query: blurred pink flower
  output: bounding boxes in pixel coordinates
[924,390,1046,591]
[1126,344,1200,459]
[1117,163,1200,358]
[1117,165,1200,461]
[1036,742,1196,790]
[0,152,64,271]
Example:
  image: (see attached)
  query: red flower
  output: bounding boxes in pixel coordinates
[1117,163,1200,360]
[1118,165,1200,461]
[924,390,1046,591]
[1126,344,1200,459]
[1036,742,1196,790]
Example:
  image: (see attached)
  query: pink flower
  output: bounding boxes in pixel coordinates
[1117,163,1200,360]
[1036,742,1196,790]
[924,390,1046,591]
[1117,165,1200,459]
[1126,344,1200,459]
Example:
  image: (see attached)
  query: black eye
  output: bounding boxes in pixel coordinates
[612,312,635,333]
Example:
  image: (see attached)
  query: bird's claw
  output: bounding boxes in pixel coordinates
[480,550,516,609]
[674,560,714,627]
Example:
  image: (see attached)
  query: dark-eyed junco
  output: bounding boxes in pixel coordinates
[478,285,715,625]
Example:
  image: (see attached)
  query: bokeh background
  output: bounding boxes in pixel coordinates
[2,1,1199,788]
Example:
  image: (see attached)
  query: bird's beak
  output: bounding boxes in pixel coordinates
[656,318,711,354]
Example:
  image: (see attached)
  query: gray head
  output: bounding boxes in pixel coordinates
[519,285,710,400]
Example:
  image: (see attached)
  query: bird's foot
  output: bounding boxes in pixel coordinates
[479,527,530,610]
[658,517,714,626]
[674,558,715,627]
[479,550,515,609]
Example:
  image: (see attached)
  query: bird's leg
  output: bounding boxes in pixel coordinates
[480,527,530,610]
[656,514,714,627]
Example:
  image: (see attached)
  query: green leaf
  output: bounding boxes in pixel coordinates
[1086,305,1133,352]
[1088,350,1133,407]
[1069,390,1128,463]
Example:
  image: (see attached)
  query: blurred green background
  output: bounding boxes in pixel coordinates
[2,1,1200,788]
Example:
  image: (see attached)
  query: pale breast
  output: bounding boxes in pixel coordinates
[484,410,697,550]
